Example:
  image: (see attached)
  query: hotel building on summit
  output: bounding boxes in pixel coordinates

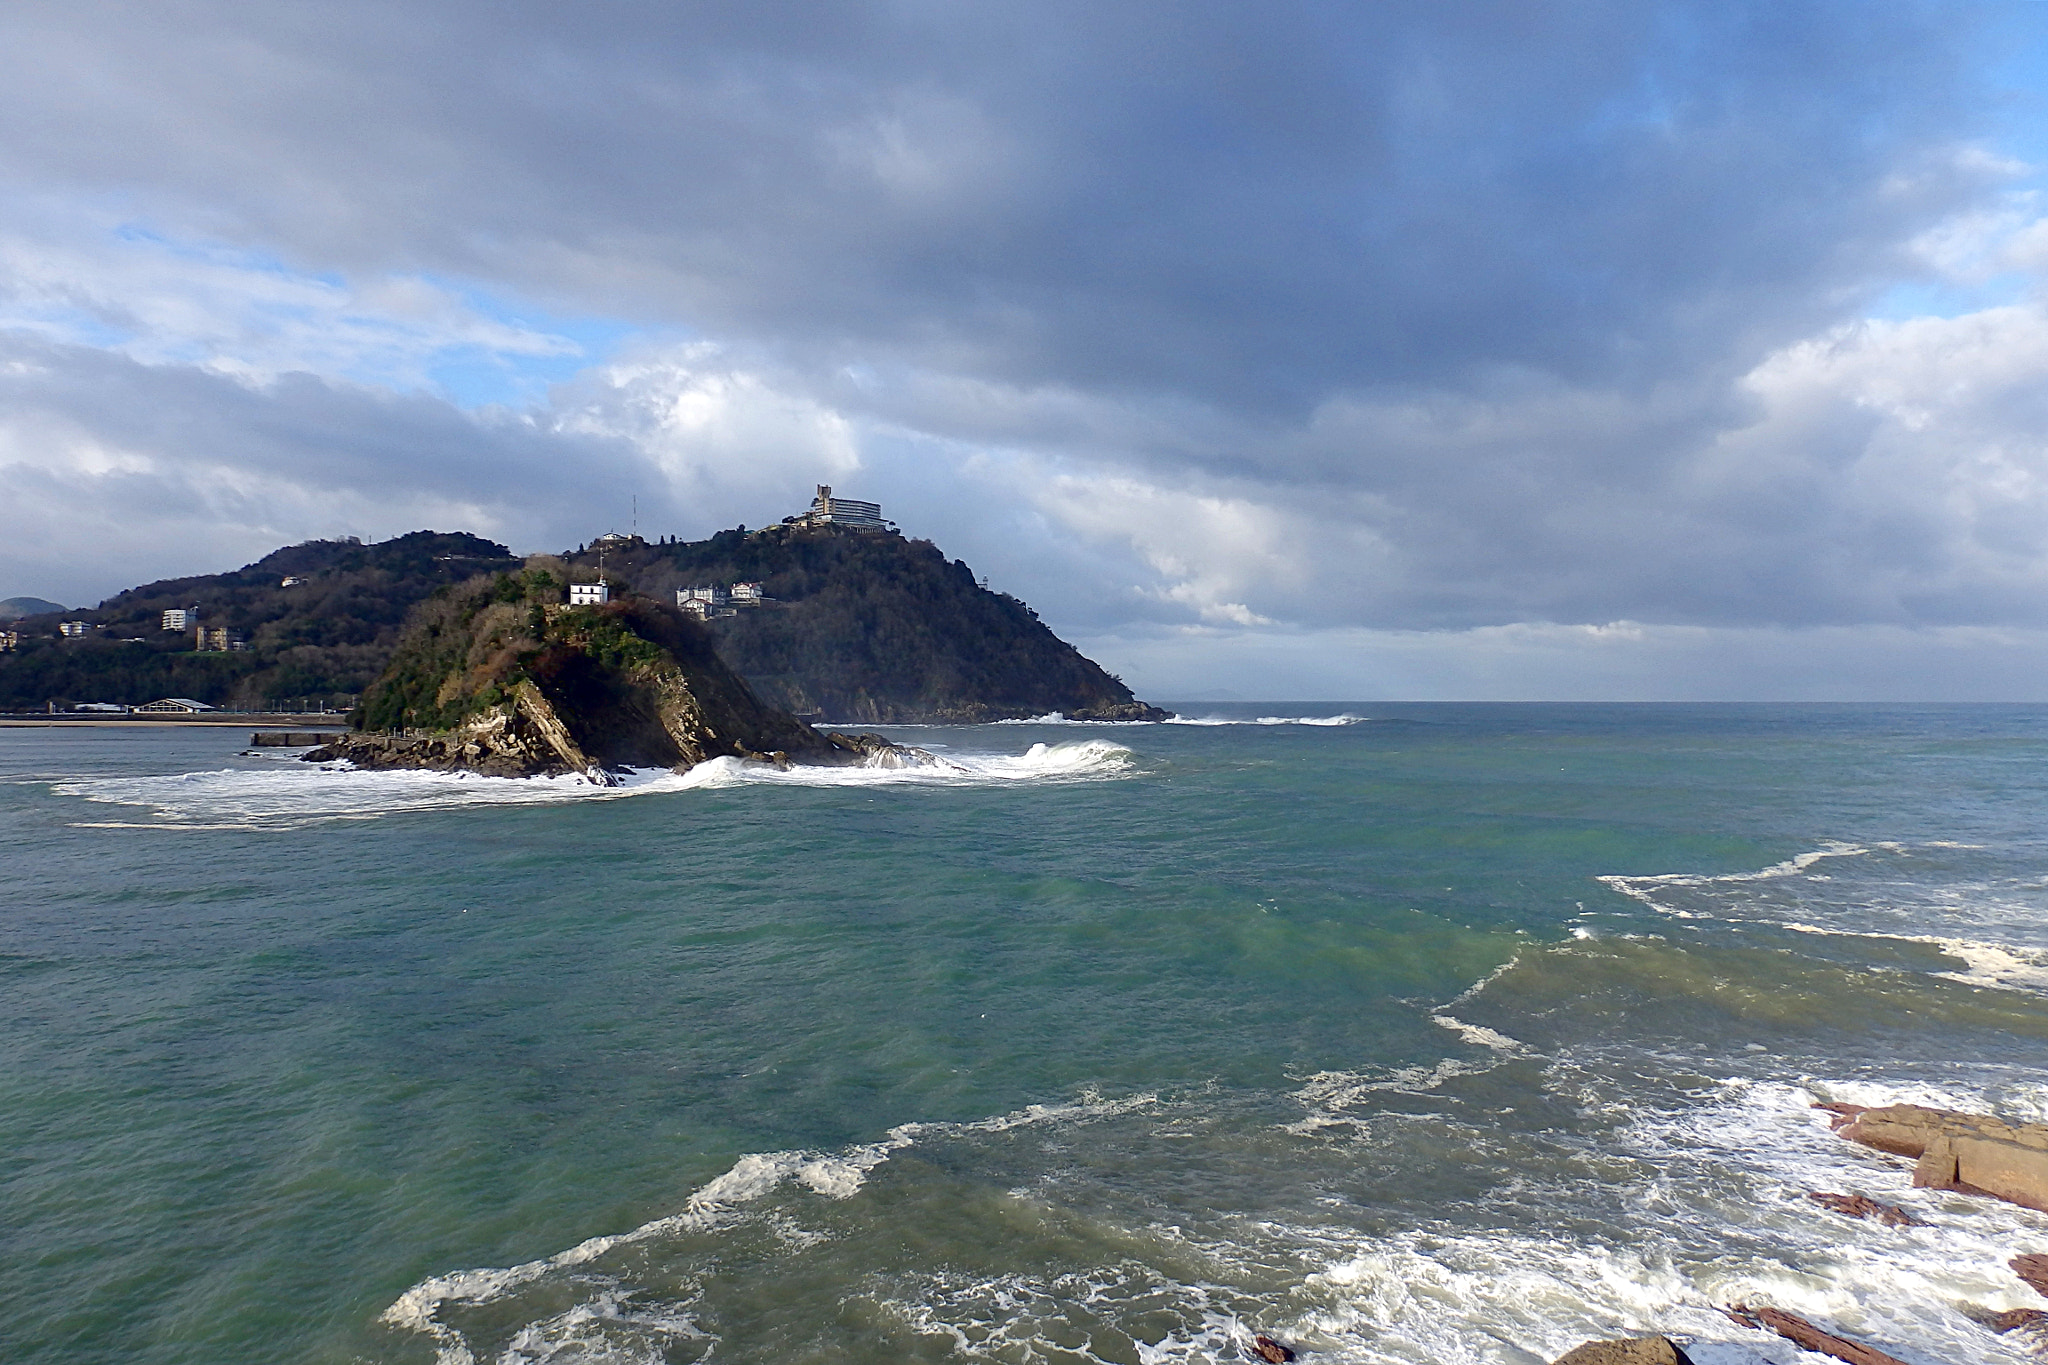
[792,485,891,531]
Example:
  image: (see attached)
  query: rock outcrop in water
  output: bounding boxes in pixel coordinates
[1819,1102,2048,1213]
[2016,1253,2048,1298]
[306,569,900,782]
[1724,1305,1907,1365]
[1551,1338,1693,1365]
[1805,1191,1924,1227]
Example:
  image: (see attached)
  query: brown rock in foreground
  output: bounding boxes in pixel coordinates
[2016,1253,2048,1298]
[1250,1335,1295,1363]
[1993,1307,2048,1332]
[1807,1191,1924,1227]
[1725,1305,1908,1365]
[1821,1102,2048,1213]
[1551,1336,1693,1365]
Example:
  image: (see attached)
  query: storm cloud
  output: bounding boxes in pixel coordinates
[3,1,2046,694]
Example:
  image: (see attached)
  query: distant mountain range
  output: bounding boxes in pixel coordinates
[0,596,69,620]
[0,523,1167,722]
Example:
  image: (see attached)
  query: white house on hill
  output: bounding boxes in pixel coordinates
[569,581,610,606]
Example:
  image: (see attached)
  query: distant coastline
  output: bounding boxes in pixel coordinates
[0,712,343,728]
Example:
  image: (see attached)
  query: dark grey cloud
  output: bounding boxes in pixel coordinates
[4,0,2046,683]
[0,2,1991,408]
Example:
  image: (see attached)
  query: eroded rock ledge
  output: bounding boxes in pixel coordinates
[1820,1101,2048,1213]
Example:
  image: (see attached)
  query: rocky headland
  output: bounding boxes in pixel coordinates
[562,523,1173,723]
[305,568,903,783]
[4,521,1173,723]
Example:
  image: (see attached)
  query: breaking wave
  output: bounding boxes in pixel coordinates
[1166,713,1367,727]
[1596,840,2048,998]
[50,739,1137,829]
[979,712,1368,727]
[380,1091,1159,1365]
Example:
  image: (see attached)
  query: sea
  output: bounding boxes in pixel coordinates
[4,703,2047,1365]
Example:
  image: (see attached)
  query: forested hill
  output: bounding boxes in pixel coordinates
[0,532,518,710]
[561,524,1168,723]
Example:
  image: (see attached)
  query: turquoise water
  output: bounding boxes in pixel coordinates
[5,705,2047,1364]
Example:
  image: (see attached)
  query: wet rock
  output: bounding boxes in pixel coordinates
[308,587,921,780]
[1064,700,1174,722]
[1806,1191,1925,1227]
[1250,1335,1296,1363]
[2016,1253,2048,1298]
[1725,1304,1909,1365]
[1824,1103,2048,1214]
[1991,1308,2048,1360]
[1551,1336,1693,1365]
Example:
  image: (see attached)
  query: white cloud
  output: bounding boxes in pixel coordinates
[548,342,863,532]
[0,205,581,395]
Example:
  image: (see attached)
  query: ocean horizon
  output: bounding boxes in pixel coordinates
[6,702,2046,1364]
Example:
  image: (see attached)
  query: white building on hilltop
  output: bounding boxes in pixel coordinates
[794,485,890,530]
[569,581,610,606]
[162,609,193,631]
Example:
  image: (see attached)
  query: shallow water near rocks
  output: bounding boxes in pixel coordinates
[4,703,2047,1364]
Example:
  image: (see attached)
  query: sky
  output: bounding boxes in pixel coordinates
[8,2,2048,699]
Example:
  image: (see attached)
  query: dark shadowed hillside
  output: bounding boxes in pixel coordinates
[563,524,1168,723]
[0,532,518,709]
[0,597,69,620]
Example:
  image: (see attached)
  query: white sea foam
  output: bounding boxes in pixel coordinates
[379,1090,1158,1364]
[381,1068,2048,1365]
[1925,935,2048,992]
[1769,921,2048,995]
[979,711,1366,726]
[671,738,1134,790]
[1597,840,1881,912]
[1164,713,1367,727]
[1598,841,2048,998]
[1431,1012,1528,1054]
[50,739,1136,828]
[1270,1073,2048,1364]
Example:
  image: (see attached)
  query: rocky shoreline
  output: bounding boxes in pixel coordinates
[1520,1100,2048,1365]
[304,716,903,785]
[303,576,926,784]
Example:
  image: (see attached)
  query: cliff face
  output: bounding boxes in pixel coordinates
[308,570,891,781]
[564,524,1171,723]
